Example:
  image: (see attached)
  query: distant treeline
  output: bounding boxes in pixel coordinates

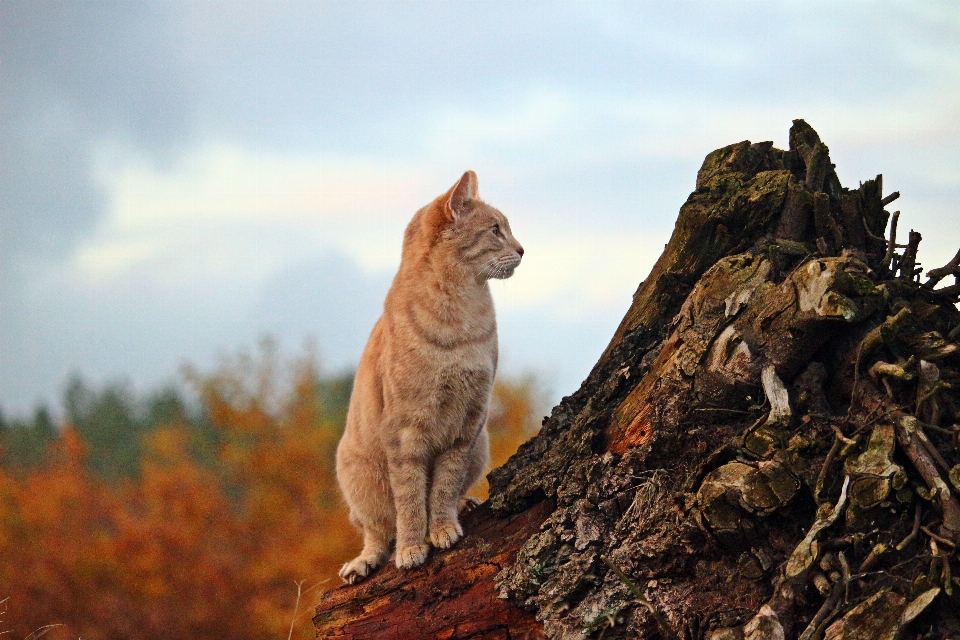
[0,368,353,476]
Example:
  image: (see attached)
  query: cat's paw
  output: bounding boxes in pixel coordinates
[339,555,383,585]
[395,543,430,570]
[458,496,481,514]
[430,519,463,549]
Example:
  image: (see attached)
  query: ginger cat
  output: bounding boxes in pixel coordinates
[335,171,523,584]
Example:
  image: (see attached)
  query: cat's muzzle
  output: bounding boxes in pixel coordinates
[492,254,522,279]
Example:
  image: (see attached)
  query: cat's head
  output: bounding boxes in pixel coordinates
[406,171,524,282]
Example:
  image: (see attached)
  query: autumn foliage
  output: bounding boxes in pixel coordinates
[0,347,541,639]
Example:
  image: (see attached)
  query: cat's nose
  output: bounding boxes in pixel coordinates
[516,245,524,257]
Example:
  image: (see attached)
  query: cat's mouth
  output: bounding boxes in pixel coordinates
[490,254,521,280]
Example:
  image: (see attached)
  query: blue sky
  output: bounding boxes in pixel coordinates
[2,1,959,415]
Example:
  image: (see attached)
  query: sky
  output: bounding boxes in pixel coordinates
[2,1,960,416]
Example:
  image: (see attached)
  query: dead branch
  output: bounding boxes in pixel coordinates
[880,210,900,270]
[869,360,914,382]
[896,415,960,537]
[931,282,960,299]
[898,230,922,280]
[761,365,792,428]
[924,246,960,288]
[814,436,843,504]
[855,308,913,374]
[798,580,844,640]
[896,505,923,551]
[921,525,956,549]
[601,556,680,640]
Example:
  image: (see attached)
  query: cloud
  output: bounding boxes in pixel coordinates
[77,141,442,292]
[79,134,665,320]
[0,1,193,263]
[4,0,960,416]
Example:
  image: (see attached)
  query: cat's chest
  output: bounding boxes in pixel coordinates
[399,297,497,355]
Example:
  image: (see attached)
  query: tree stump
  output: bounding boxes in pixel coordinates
[315,120,960,639]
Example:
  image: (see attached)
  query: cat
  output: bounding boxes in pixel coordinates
[335,170,523,584]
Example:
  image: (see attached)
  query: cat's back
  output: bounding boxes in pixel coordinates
[342,315,386,442]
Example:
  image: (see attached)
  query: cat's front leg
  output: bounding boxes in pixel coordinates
[386,452,431,569]
[428,441,475,549]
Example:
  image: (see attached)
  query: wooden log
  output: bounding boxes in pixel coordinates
[313,502,551,638]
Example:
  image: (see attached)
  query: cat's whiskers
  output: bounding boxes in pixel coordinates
[476,258,499,279]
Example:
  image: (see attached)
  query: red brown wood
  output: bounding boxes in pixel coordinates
[313,501,551,639]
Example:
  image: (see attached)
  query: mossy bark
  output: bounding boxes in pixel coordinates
[315,120,960,640]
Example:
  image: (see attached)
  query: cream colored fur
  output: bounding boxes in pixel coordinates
[335,171,523,584]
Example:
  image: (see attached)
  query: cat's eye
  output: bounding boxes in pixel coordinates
[491,224,501,237]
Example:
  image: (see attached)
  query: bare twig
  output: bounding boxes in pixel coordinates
[896,414,960,536]
[837,550,851,603]
[881,210,900,270]
[869,360,914,383]
[913,420,953,478]
[830,424,857,447]
[925,247,960,288]
[810,571,832,595]
[601,555,680,640]
[857,543,887,573]
[944,555,954,596]
[815,436,843,504]
[288,580,305,640]
[898,230,922,281]
[896,505,923,551]
[23,625,65,640]
[798,580,844,640]
[919,420,958,436]
[930,282,960,299]
[292,579,332,626]
[797,549,856,640]
[855,308,913,377]
[880,191,901,207]
[761,365,792,428]
[921,525,956,549]
[787,476,851,579]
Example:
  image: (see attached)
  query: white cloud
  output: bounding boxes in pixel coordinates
[78,132,667,334]
[79,141,443,290]
[91,141,438,226]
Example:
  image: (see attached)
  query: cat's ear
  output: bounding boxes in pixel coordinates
[445,170,479,220]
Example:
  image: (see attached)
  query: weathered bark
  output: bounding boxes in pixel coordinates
[316,120,960,639]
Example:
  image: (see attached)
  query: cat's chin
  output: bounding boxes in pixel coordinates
[491,256,521,280]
